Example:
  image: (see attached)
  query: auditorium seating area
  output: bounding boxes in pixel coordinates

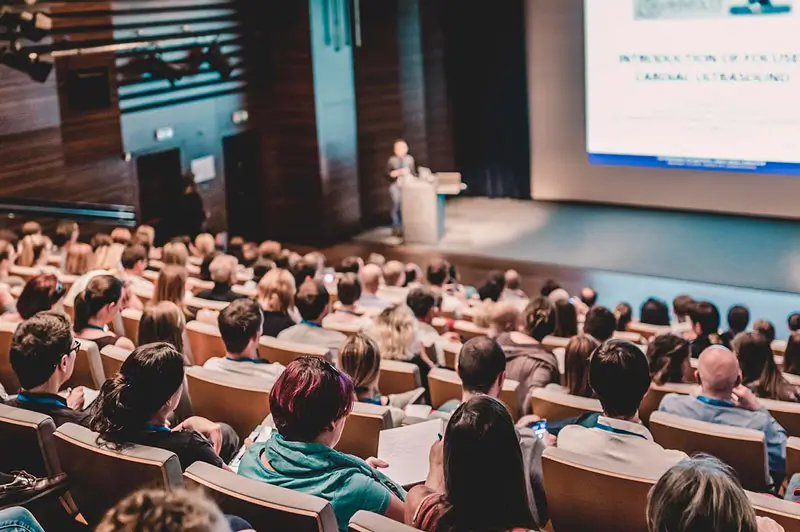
[3,221,800,532]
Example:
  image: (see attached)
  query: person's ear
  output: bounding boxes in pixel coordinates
[497,370,506,391]
[694,369,701,383]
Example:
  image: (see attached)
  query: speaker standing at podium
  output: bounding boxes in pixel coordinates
[385,139,416,237]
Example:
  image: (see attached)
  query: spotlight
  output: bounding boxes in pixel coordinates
[0,47,52,82]
[0,7,52,42]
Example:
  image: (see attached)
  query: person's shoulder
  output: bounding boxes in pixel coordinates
[658,392,691,411]
[556,424,589,448]
[203,357,224,370]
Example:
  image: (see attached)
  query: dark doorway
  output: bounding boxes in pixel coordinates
[223,131,262,241]
[136,148,183,245]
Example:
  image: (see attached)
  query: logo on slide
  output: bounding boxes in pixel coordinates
[635,0,792,19]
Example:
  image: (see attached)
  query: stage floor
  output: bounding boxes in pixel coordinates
[353,197,800,338]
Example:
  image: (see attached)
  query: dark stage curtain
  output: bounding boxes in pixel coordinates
[441,0,531,199]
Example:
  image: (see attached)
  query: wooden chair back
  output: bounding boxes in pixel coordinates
[639,383,697,427]
[258,336,328,367]
[337,402,392,460]
[760,397,800,438]
[531,387,602,421]
[542,446,656,532]
[626,321,671,340]
[0,319,19,393]
[452,320,488,341]
[379,360,421,396]
[748,491,800,532]
[185,321,226,366]
[64,339,105,389]
[649,411,769,492]
[185,367,271,440]
[99,345,131,379]
[441,341,461,370]
[121,308,142,347]
[786,436,800,480]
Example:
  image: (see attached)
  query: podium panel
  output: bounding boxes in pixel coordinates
[401,179,443,245]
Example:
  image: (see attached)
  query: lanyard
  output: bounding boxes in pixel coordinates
[301,320,322,328]
[17,393,67,407]
[697,395,734,408]
[595,422,648,440]
[85,324,107,332]
[144,424,171,433]
[225,356,267,364]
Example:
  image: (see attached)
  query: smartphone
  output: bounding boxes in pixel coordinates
[530,420,548,440]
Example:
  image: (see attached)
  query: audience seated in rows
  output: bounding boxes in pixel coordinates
[256,268,297,337]
[648,333,692,385]
[278,279,345,360]
[73,274,135,351]
[96,487,255,532]
[0,240,24,288]
[138,301,191,365]
[647,455,782,532]
[407,286,441,354]
[204,298,284,386]
[495,297,559,417]
[501,269,528,302]
[377,260,408,304]
[659,345,787,484]
[64,242,93,276]
[51,220,79,269]
[672,294,695,333]
[640,298,670,327]
[238,356,406,531]
[1,274,65,323]
[6,311,88,425]
[193,233,216,260]
[553,299,578,338]
[369,305,436,388]
[196,254,246,303]
[734,331,798,402]
[120,244,154,293]
[614,302,633,332]
[324,274,368,330]
[755,319,777,344]
[689,301,729,357]
[89,342,239,470]
[406,396,539,532]
[558,339,688,474]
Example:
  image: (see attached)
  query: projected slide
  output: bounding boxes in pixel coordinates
[585,0,800,174]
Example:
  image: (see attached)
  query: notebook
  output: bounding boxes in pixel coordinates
[377,419,444,488]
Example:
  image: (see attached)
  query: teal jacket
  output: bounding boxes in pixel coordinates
[238,433,406,531]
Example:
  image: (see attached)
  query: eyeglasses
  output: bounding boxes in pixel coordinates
[66,340,80,357]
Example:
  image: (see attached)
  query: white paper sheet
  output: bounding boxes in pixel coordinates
[378,419,443,488]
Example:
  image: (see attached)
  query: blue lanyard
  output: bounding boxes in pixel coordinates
[697,395,734,408]
[17,393,67,407]
[301,320,322,328]
[85,324,107,332]
[144,424,171,433]
[595,422,648,440]
[225,356,267,364]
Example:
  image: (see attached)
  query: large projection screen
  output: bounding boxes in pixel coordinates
[526,0,800,219]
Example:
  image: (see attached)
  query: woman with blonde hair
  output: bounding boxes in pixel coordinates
[134,225,155,249]
[154,265,195,321]
[65,242,94,275]
[92,233,124,271]
[257,268,296,337]
[110,227,132,245]
[369,305,436,389]
[193,233,215,258]
[163,241,190,267]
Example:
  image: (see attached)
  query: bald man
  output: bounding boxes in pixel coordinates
[358,263,392,310]
[659,346,787,483]
[500,269,528,302]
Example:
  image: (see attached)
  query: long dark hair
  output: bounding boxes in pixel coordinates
[521,297,556,341]
[553,299,578,338]
[438,396,536,532]
[89,343,184,444]
[565,335,599,397]
[74,275,123,332]
[648,333,691,386]
[733,332,793,401]
[784,331,800,376]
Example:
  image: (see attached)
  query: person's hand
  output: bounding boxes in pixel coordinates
[425,440,445,491]
[173,417,222,454]
[366,457,389,470]
[66,386,85,410]
[516,414,541,429]
[733,385,761,411]
[756,516,785,532]
[542,431,557,447]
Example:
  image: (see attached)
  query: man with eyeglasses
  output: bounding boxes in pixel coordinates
[5,311,89,427]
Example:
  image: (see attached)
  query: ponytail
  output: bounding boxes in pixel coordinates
[73,292,91,332]
[523,297,557,341]
[73,275,123,332]
[89,374,138,444]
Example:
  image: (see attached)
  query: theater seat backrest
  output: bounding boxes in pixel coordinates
[338,402,392,460]
[185,321,226,366]
[184,462,338,532]
[0,403,60,478]
[348,510,420,532]
[379,360,421,396]
[0,319,19,393]
[258,336,328,367]
[99,344,131,379]
[649,411,768,492]
[542,446,657,532]
[749,490,800,532]
[121,308,142,347]
[639,383,697,427]
[185,367,271,441]
[531,387,603,421]
[760,397,800,439]
[427,368,520,420]
[54,423,183,526]
[65,339,105,389]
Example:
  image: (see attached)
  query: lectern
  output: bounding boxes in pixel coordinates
[401,171,464,245]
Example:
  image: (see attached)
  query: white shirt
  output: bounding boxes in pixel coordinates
[558,416,687,475]
[376,285,409,306]
[203,356,284,388]
[277,323,347,361]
